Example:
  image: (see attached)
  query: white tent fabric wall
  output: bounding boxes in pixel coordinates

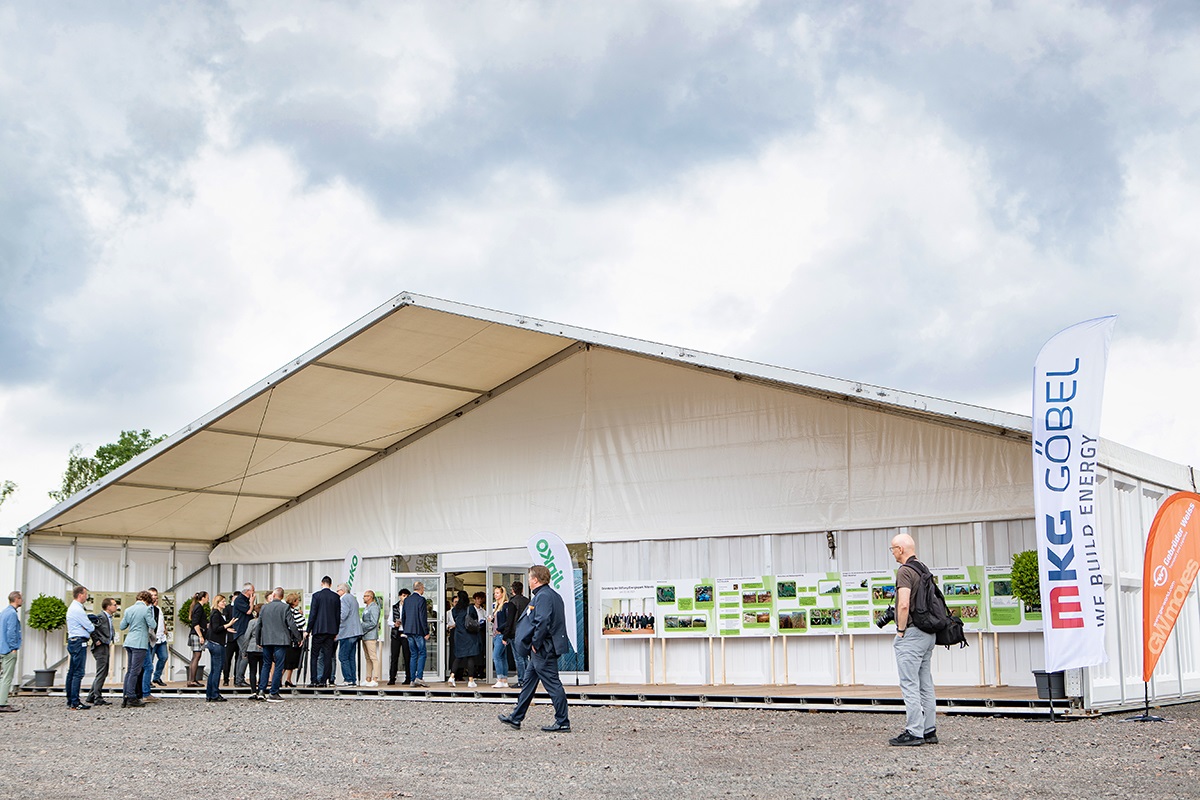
[212,347,1036,565]
[18,537,211,683]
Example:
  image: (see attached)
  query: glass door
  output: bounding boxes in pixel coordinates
[392,573,442,682]
[490,567,529,685]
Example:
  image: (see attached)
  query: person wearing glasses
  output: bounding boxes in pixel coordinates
[888,534,938,746]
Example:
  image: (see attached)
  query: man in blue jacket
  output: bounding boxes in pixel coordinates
[401,582,430,688]
[498,565,572,732]
[0,590,22,712]
[231,583,254,687]
[307,576,340,687]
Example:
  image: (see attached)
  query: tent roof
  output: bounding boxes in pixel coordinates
[19,292,1187,545]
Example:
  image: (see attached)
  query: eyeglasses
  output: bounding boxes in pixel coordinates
[889,545,902,552]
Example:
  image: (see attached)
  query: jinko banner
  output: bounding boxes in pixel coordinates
[1142,491,1200,682]
[1032,316,1116,672]
[527,531,578,653]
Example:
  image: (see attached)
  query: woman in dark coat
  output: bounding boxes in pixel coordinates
[449,590,481,688]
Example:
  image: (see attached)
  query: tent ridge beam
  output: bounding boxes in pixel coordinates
[217,341,586,546]
[207,427,384,453]
[115,481,294,501]
[313,361,487,395]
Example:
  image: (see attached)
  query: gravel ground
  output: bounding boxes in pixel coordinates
[1,693,1197,799]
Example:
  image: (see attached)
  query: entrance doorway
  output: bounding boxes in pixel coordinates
[445,570,488,682]
[391,573,442,682]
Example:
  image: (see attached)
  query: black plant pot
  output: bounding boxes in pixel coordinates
[33,668,56,688]
[1033,669,1067,700]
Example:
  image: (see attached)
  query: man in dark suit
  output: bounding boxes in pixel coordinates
[85,598,116,706]
[231,583,254,686]
[498,565,572,732]
[306,576,340,687]
[388,588,411,685]
[401,582,430,687]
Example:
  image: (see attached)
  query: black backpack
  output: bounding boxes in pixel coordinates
[901,560,968,649]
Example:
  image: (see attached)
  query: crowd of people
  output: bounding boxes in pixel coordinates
[0,565,573,731]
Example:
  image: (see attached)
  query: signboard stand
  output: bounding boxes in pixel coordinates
[834,635,843,686]
[993,632,1003,687]
[977,631,986,686]
[849,634,856,686]
[708,637,715,686]
[648,638,655,686]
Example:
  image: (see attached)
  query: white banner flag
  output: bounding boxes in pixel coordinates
[1032,316,1116,672]
[526,531,578,653]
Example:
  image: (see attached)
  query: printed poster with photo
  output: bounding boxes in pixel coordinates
[716,576,775,637]
[841,570,897,634]
[655,578,716,637]
[985,564,1043,632]
[775,572,843,635]
[931,566,986,633]
[599,582,657,638]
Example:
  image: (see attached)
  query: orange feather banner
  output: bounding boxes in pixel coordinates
[1142,491,1200,682]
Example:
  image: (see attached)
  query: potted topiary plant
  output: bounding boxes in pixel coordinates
[1011,550,1066,700]
[27,594,69,687]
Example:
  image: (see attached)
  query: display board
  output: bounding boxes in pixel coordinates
[599,582,656,638]
[841,570,895,633]
[656,578,716,637]
[716,576,775,637]
[985,564,1043,632]
[932,566,986,633]
[775,572,843,635]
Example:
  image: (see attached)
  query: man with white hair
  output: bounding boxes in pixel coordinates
[231,582,255,687]
[335,583,363,686]
[888,533,938,746]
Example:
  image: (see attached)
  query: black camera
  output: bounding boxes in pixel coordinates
[876,605,896,629]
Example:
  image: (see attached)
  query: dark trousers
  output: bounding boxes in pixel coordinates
[124,646,146,700]
[389,633,410,682]
[509,650,569,726]
[452,654,477,681]
[86,643,110,703]
[66,637,88,706]
[247,653,262,689]
[259,644,287,696]
[222,635,237,682]
[310,633,336,685]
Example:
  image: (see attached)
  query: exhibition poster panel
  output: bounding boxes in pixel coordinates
[78,591,176,645]
[841,570,896,633]
[985,565,1043,632]
[775,572,842,635]
[599,582,657,638]
[716,576,775,637]
[656,578,716,637]
[931,567,985,632]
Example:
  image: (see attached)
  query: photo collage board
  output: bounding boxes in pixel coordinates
[606,566,1042,638]
[655,578,717,637]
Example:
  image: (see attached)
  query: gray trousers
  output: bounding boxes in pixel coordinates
[234,635,249,684]
[893,626,936,737]
[86,643,110,703]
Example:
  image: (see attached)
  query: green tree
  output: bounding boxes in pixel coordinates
[49,429,166,503]
[0,480,14,509]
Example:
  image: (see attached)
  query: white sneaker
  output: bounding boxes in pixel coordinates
[492,680,509,688]
[467,679,477,688]
[448,677,456,687]
[363,680,378,688]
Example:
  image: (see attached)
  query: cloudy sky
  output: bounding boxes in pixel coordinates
[3,0,1200,533]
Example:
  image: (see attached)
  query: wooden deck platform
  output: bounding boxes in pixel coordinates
[22,679,1073,717]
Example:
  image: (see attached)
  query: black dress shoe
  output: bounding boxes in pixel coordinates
[122,699,145,708]
[498,713,521,730]
[387,679,396,685]
[152,679,167,687]
[541,722,571,733]
[68,703,92,710]
[92,699,111,706]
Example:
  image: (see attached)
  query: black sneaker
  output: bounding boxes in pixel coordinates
[923,729,939,745]
[888,731,924,747]
[248,693,266,701]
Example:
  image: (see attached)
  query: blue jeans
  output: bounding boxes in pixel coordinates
[259,644,287,696]
[66,637,88,706]
[338,636,360,684]
[513,648,527,686]
[142,641,168,695]
[408,634,427,680]
[205,642,225,699]
[492,634,509,678]
[124,646,146,700]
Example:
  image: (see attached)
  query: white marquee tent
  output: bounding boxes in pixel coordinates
[16,293,1200,710]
